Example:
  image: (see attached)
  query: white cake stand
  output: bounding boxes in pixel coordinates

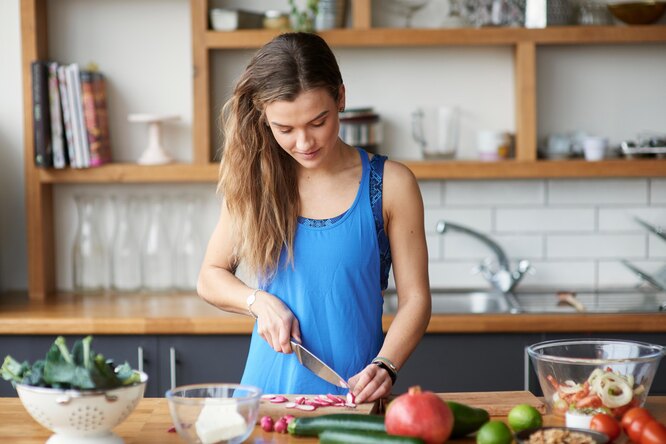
[128,114,180,165]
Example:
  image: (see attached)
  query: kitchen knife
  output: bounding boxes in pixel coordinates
[290,340,349,389]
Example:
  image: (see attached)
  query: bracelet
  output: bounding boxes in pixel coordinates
[246,288,260,319]
[373,356,398,374]
[372,357,398,385]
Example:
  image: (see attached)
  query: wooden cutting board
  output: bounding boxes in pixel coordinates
[437,391,546,416]
[258,394,378,421]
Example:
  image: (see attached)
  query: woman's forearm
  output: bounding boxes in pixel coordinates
[196,264,256,316]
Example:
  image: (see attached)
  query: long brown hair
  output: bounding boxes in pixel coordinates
[218,32,343,281]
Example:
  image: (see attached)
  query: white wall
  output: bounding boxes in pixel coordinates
[1,0,665,292]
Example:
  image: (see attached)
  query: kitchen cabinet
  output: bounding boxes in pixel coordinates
[0,334,249,398]
[20,1,666,302]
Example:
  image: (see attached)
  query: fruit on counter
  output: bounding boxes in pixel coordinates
[475,420,513,444]
[260,415,274,432]
[622,407,652,434]
[385,386,453,444]
[507,403,543,433]
[589,413,621,442]
[446,400,490,438]
[287,413,386,436]
[628,415,655,443]
[641,419,666,444]
[319,430,424,444]
[1,335,140,390]
[273,417,288,433]
[620,406,666,444]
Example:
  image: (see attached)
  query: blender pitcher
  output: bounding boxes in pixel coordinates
[412,105,460,159]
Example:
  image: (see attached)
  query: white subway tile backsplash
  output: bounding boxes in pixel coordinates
[444,180,545,206]
[418,181,443,207]
[598,260,664,288]
[651,179,666,204]
[428,261,489,288]
[547,179,648,205]
[496,208,595,232]
[524,261,596,288]
[424,208,492,233]
[598,207,666,231]
[494,234,545,259]
[649,236,666,258]
[546,234,646,259]
[442,233,543,260]
[426,234,442,260]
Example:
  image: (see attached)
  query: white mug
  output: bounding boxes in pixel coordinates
[582,136,608,161]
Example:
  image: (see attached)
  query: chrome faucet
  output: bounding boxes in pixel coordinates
[436,220,533,293]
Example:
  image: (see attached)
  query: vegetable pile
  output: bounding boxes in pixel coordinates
[547,367,646,417]
[1,336,141,390]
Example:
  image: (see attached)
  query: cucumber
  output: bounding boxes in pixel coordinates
[446,400,490,438]
[287,413,386,436]
[319,430,424,444]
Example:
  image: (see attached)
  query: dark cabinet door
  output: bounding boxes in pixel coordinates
[156,335,251,395]
[395,333,545,393]
[0,335,159,397]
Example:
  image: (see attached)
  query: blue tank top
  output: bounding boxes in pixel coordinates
[239,148,385,395]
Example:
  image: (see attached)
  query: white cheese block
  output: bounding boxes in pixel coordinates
[195,398,247,444]
[565,410,594,429]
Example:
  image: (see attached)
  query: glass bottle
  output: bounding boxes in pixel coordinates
[141,195,173,292]
[72,195,106,292]
[174,195,204,291]
[110,195,142,292]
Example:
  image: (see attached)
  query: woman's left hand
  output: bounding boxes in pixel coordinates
[347,363,393,404]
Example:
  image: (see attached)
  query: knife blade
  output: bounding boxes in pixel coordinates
[290,340,349,389]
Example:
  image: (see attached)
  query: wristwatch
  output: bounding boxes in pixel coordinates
[372,357,397,385]
[246,289,259,319]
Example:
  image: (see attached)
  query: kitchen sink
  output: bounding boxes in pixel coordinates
[511,289,666,313]
[383,289,520,314]
[382,288,666,314]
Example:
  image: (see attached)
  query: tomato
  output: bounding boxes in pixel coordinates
[622,407,653,434]
[627,414,653,443]
[641,420,666,444]
[590,413,621,442]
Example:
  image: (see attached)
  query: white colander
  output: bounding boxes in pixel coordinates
[16,372,148,444]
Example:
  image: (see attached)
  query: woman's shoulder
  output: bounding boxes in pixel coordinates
[383,159,417,186]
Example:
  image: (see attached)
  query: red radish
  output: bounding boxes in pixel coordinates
[274,418,288,433]
[269,395,288,403]
[385,386,453,444]
[260,394,275,400]
[295,396,306,404]
[259,416,274,432]
[327,394,345,403]
[283,415,295,424]
[295,404,316,411]
[284,402,297,408]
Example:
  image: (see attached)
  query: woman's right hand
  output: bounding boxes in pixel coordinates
[252,290,301,354]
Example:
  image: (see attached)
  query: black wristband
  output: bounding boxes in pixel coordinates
[372,360,397,385]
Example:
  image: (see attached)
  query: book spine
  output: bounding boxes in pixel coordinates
[48,62,67,168]
[92,72,112,164]
[80,70,104,167]
[64,65,83,168]
[57,65,77,168]
[68,63,91,168]
[31,61,52,167]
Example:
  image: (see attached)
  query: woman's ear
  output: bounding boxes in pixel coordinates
[338,84,346,112]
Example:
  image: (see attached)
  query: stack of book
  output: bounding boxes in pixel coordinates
[31,61,112,169]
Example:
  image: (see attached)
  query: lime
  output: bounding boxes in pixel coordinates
[476,420,513,444]
[508,403,543,433]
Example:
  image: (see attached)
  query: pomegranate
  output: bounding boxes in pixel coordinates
[385,386,454,444]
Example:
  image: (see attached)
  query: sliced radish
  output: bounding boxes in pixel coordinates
[327,394,345,403]
[284,402,297,408]
[295,396,306,405]
[260,394,276,400]
[295,404,316,411]
[269,395,288,403]
[345,402,357,408]
[346,392,356,404]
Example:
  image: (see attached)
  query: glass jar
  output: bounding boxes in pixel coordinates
[174,195,204,292]
[141,196,173,292]
[72,195,107,292]
[110,195,142,292]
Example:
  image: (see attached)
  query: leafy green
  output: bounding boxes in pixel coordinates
[1,336,141,390]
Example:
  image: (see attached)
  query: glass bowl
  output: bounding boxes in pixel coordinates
[607,1,666,24]
[527,339,664,418]
[166,383,262,444]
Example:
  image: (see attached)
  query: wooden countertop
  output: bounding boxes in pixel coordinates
[1,396,664,443]
[0,292,664,335]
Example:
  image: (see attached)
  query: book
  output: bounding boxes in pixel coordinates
[92,71,112,165]
[31,61,52,167]
[66,63,90,168]
[48,62,68,168]
[80,70,105,166]
[57,65,77,168]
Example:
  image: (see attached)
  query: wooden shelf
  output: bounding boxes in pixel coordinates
[205,26,666,49]
[34,159,666,183]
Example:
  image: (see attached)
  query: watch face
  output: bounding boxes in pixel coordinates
[247,293,255,305]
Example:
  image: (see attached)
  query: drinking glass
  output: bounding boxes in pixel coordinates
[141,196,173,292]
[111,195,142,292]
[72,195,107,292]
[391,0,431,27]
[174,195,204,292]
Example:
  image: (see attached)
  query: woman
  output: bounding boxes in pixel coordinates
[198,32,430,404]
